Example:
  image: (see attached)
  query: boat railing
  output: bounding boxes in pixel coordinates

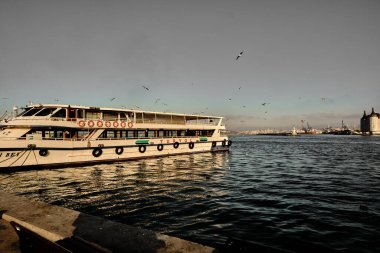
[10,117,219,126]
[0,135,212,142]
[95,135,211,141]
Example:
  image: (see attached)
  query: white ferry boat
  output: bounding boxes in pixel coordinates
[0,103,231,170]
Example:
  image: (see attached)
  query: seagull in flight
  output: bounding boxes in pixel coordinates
[110,97,116,101]
[236,51,244,60]
[142,85,150,91]
[262,102,270,106]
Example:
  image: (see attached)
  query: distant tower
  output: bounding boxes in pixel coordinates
[361,108,380,135]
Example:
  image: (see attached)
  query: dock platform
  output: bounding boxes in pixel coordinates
[0,191,216,253]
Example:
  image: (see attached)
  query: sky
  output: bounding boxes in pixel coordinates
[1,0,379,130]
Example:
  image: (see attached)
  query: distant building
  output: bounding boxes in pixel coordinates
[361,108,380,135]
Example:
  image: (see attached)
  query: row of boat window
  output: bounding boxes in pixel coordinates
[19,107,132,121]
[100,130,214,139]
[18,107,216,124]
[22,129,215,140]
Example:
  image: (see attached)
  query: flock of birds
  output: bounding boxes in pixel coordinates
[104,50,274,117]
[0,50,332,123]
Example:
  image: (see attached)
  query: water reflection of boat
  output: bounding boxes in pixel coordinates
[0,103,231,170]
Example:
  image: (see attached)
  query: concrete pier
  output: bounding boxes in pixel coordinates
[0,192,216,253]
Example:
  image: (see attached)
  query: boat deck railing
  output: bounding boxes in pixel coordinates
[8,117,220,126]
[0,135,212,142]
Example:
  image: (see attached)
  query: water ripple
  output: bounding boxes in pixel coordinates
[1,135,380,252]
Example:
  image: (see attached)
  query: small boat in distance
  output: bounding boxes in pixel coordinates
[0,103,231,171]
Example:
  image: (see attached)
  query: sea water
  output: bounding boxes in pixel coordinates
[1,135,379,252]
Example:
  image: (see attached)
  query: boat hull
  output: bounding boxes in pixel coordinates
[0,138,230,171]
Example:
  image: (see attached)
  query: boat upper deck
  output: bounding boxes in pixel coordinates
[1,104,224,128]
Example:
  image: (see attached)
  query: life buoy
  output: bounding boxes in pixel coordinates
[189,142,194,149]
[115,147,124,155]
[39,149,49,157]
[157,144,164,151]
[97,121,103,127]
[139,145,146,153]
[173,142,179,149]
[88,120,95,128]
[92,147,102,157]
[105,121,111,128]
[120,121,127,128]
[222,140,226,147]
[113,121,119,128]
[212,141,216,147]
[228,140,232,146]
[128,122,133,128]
[78,120,86,127]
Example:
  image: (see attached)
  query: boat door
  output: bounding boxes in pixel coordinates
[67,108,77,121]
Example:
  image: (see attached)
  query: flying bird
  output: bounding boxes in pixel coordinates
[142,85,149,91]
[228,98,232,101]
[236,51,244,60]
[110,97,116,101]
[262,102,270,106]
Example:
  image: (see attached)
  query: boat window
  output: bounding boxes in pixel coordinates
[77,130,89,139]
[127,131,134,138]
[77,109,84,119]
[106,131,116,138]
[136,113,143,123]
[103,111,118,121]
[143,113,155,123]
[186,130,196,136]
[156,114,171,124]
[120,112,133,120]
[43,130,55,139]
[172,115,185,124]
[68,109,76,119]
[52,109,66,118]
[137,130,146,138]
[36,108,57,116]
[17,108,32,117]
[120,113,127,120]
[22,108,41,117]
[85,111,101,120]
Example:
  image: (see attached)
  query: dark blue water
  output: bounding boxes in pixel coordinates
[1,135,380,252]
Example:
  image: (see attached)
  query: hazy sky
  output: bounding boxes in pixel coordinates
[1,0,379,130]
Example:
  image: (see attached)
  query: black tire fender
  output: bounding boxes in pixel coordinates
[139,145,146,153]
[92,148,103,157]
[39,149,49,157]
[115,147,124,155]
